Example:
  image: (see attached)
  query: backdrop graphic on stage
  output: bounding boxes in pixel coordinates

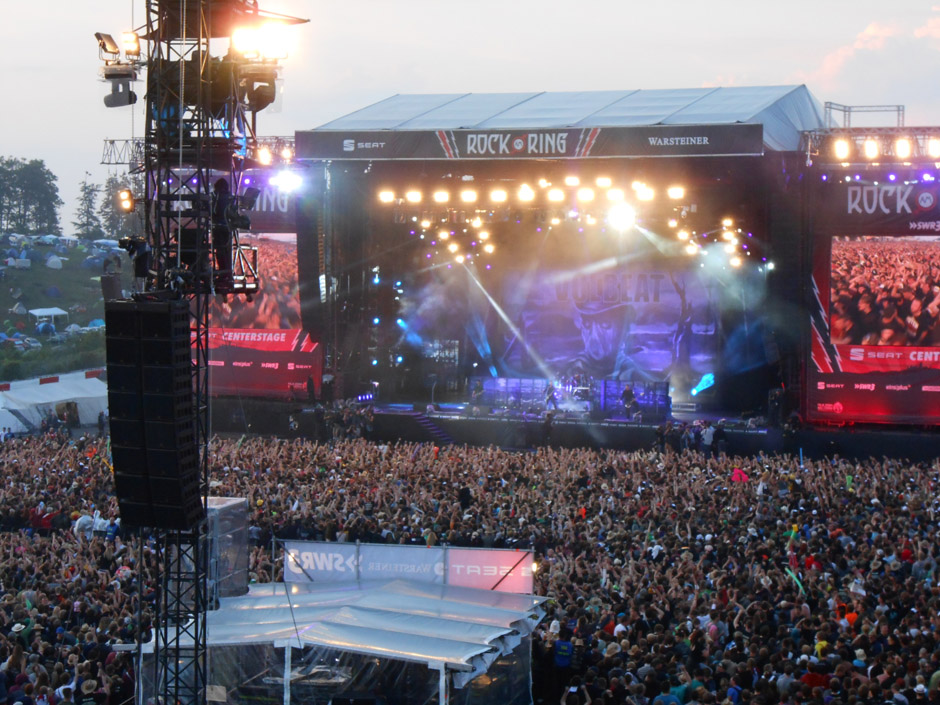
[408,263,719,406]
[208,232,321,399]
[808,178,940,423]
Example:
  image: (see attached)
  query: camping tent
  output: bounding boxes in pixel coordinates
[45,255,63,269]
[0,370,107,428]
[141,579,546,705]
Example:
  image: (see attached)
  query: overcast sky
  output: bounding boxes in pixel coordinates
[2,1,939,230]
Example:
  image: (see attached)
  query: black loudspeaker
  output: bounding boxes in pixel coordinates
[106,299,204,530]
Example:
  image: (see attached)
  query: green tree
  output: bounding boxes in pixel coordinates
[98,174,140,238]
[73,172,104,239]
[0,157,62,234]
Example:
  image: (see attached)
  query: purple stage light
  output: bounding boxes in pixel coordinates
[245,177,252,185]
[888,174,897,182]
[426,253,432,259]
[447,264,452,269]
[409,230,415,235]
[485,264,491,270]
[821,174,828,181]
[536,227,542,233]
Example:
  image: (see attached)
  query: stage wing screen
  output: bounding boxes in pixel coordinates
[808,234,940,423]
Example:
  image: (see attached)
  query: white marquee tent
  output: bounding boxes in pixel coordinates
[0,370,107,430]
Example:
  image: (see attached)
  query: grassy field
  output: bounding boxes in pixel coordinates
[0,242,132,381]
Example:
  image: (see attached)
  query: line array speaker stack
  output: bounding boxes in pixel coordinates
[105,299,205,530]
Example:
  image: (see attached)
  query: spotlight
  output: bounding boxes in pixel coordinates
[433,191,449,203]
[257,146,273,165]
[270,170,301,192]
[117,188,135,212]
[280,146,294,161]
[479,231,490,240]
[448,242,459,253]
[550,217,561,225]
[863,138,879,160]
[420,219,431,228]
[833,138,851,161]
[667,219,678,228]
[895,138,912,160]
[767,261,775,270]
[232,22,291,60]
[721,217,733,228]
[724,243,736,254]
[438,230,450,240]
[636,186,654,201]
[460,189,477,203]
[547,188,565,202]
[378,190,395,203]
[518,184,535,202]
[721,230,734,241]
[121,32,140,59]
[677,230,689,240]
[929,139,940,159]
[538,178,551,188]
[576,187,595,202]
[373,317,380,325]
[607,203,636,231]
[667,186,685,199]
[490,189,508,203]
[455,255,465,263]
[405,190,422,203]
[95,32,120,57]
[595,176,612,188]
[606,188,625,202]
[730,256,742,267]
[471,217,482,228]
[564,176,580,187]
[483,243,495,254]
[685,243,698,256]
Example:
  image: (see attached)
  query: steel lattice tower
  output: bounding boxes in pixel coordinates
[142,2,264,703]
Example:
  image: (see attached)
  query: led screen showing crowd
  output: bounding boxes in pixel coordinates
[829,236,940,347]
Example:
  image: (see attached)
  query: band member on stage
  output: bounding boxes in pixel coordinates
[468,379,484,415]
[470,379,484,405]
[544,381,558,411]
[621,383,641,421]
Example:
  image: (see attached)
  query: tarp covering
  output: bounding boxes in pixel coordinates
[0,370,107,426]
[150,579,545,684]
[300,85,824,156]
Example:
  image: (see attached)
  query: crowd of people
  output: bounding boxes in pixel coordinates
[830,238,940,346]
[2,428,940,705]
[210,235,302,331]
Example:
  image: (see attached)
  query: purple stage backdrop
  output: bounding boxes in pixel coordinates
[493,267,719,382]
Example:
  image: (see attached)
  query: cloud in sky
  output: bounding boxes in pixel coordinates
[791,22,902,92]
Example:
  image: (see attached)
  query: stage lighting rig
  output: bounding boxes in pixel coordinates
[95,31,142,107]
[117,188,136,212]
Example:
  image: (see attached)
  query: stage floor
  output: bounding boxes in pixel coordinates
[210,397,940,462]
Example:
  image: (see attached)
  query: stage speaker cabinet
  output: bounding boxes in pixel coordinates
[106,299,205,531]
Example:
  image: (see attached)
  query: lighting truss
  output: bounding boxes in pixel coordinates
[802,127,940,166]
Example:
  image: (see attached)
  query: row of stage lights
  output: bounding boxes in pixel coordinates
[377,176,686,207]
[828,136,940,163]
[674,218,754,268]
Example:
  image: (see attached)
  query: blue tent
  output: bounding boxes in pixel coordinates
[87,319,105,328]
[36,322,55,335]
[43,286,63,298]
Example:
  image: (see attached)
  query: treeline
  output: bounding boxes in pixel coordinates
[0,157,139,239]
